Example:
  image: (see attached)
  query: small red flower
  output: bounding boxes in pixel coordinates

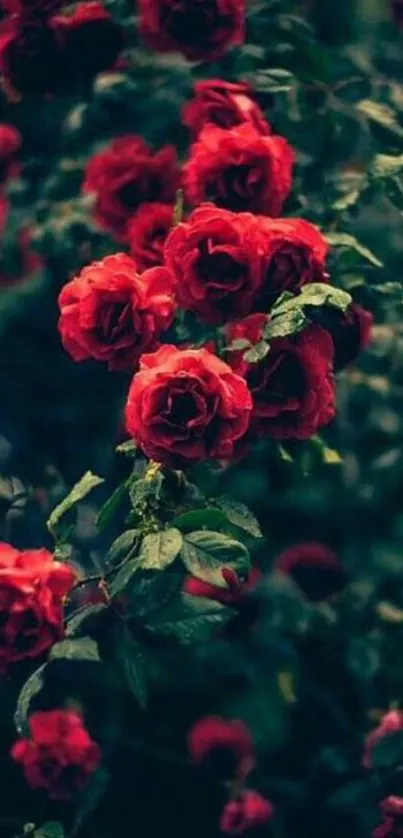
[184,567,262,606]
[363,710,403,770]
[11,710,100,800]
[51,2,124,85]
[58,253,176,372]
[220,790,273,834]
[83,136,180,240]
[127,202,174,270]
[274,542,346,602]
[182,80,270,138]
[125,345,252,468]
[0,123,21,184]
[373,797,403,838]
[0,543,75,670]
[164,204,266,325]
[138,0,244,61]
[227,315,335,440]
[184,123,294,216]
[188,716,254,781]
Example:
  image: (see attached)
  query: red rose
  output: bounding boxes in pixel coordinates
[184,123,294,216]
[188,716,254,781]
[362,711,403,770]
[138,0,244,61]
[220,790,273,834]
[51,2,124,84]
[127,202,174,270]
[0,543,75,670]
[374,798,403,838]
[125,345,252,468]
[164,204,266,324]
[184,566,262,606]
[327,303,373,371]
[58,253,176,372]
[273,542,346,602]
[0,0,63,18]
[227,314,335,439]
[0,123,21,183]
[0,18,65,97]
[255,217,329,307]
[11,710,100,800]
[83,135,180,240]
[182,80,270,138]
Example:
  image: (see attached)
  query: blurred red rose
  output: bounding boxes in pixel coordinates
[11,710,100,800]
[184,123,294,216]
[138,0,244,61]
[58,253,176,371]
[0,543,75,670]
[0,0,63,17]
[184,566,262,605]
[227,314,335,439]
[220,790,273,834]
[164,204,266,324]
[0,18,65,97]
[83,135,180,240]
[363,710,403,770]
[51,2,124,85]
[188,716,254,781]
[125,345,252,468]
[127,202,174,270]
[373,797,403,838]
[274,542,346,601]
[0,123,21,184]
[327,303,373,371]
[182,80,270,138]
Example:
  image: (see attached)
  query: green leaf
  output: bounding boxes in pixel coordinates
[243,340,270,363]
[325,233,383,268]
[130,472,164,515]
[47,471,104,539]
[49,636,100,662]
[356,99,403,139]
[227,338,252,351]
[277,444,294,464]
[126,571,182,619]
[181,530,250,587]
[145,593,233,644]
[139,528,183,571]
[66,604,106,637]
[173,188,184,226]
[172,508,229,532]
[116,624,147,709]
[298,282,352,310]
[15,664,46,735]
[332,188,362,212]
[34,823,65,838]
[264,309,307,340]
[252,67,295,93]
[109,556,142,598]
[310,436,342,465]
[116,439,138,456]
[369,153,403,180]
[106,529,139,567]
[215,496,262,538]
[96,482,128,532]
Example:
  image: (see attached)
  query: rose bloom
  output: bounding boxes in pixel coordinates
[227,314,335,440]
[164,204,266,325]
[58,253,176,372]
[255,217,329,307]
[11,710,100,800]
[0,543,75,671]
[373,797,403,838]
[188,716,254,782]
[138,0,244,61]
[51,2,124,85]
[83,135,180,240]
[184,566,262,606]
[362,710,403,770]
[125,345,252,468]
[274,542,346,602]
[182,80,270,139]
[184,123,294,216]
[0,123,21,184]
[0,18,65,97]
[127,202,174,270]
[220,790,273,835]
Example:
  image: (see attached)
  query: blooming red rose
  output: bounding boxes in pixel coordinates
[184,566,262,606]
[0,543,75,670]
[58,253,176,372]
[125,345,252,468]
[51,2,124,85]
[326,303,373,371]
[182,80,270,138]
[227,315,335,439]
[164,204,266,324]
[127,202,174,270]
[0,18,65,97]
[188,716,254,781]
[373,797,403,838]
[11,710,100,800]
[184,123,294,216]
[220,790,273,834]
[138,0,244,61]
[362,710,403,770]
[83,136,180,240]
[273,542,346,602]
[255,217,329,307]
[0,123,21,183]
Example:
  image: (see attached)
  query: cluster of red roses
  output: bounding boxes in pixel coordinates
[58,75,372,469]
[0,0,124,97]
